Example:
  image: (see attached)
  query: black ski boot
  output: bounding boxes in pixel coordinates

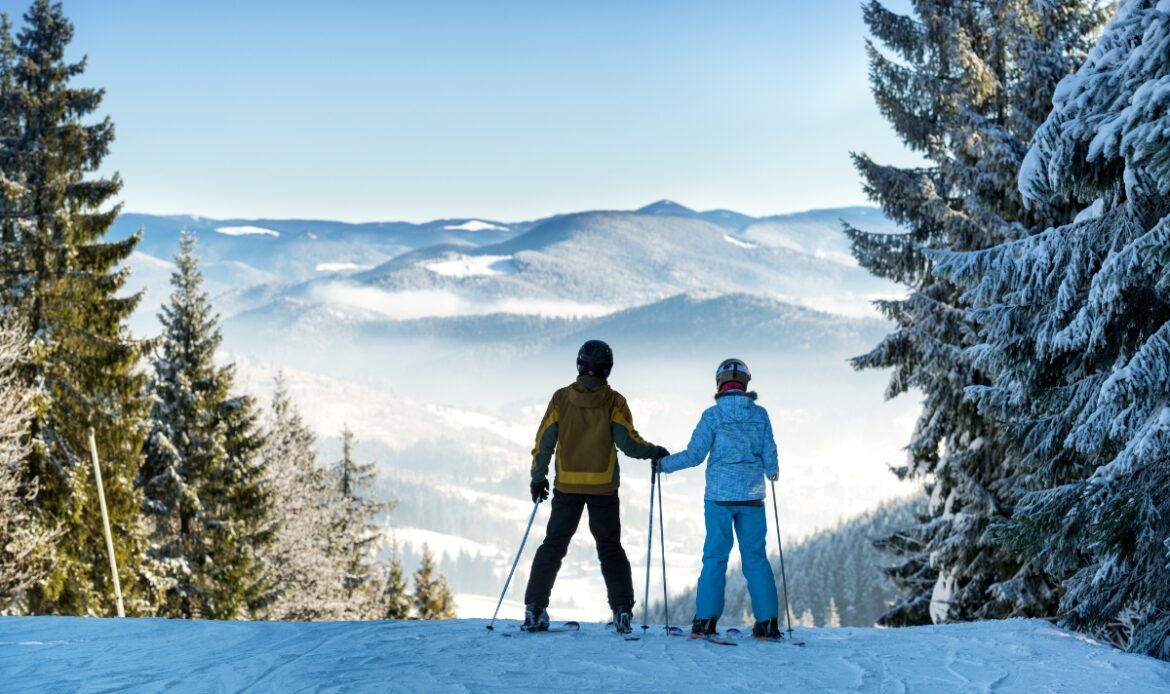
[522,603,549,632]
[752,617,782,640]
[691,617,717,637]
[612,605,632,635]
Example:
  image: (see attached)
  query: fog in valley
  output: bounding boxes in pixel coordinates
[119,202,918,620]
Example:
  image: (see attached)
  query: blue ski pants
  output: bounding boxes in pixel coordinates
[694,500,779,623]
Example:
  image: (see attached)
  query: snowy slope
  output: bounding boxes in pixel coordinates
[4,617,1169,693]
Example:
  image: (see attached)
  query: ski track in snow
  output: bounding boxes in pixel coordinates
[3,617,1170,693]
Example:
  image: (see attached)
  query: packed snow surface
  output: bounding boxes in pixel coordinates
[214,225,281,237]
[4,617,1169,693]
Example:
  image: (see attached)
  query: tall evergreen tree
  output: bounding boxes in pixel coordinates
[936,0,1170,659]
[412,544,455,620]
[0,13,21,281]
[848,0,1103,624]
[0,0,150,616]
[140,231,271,619]
[259,374,344,620]
[329,426,391,619]
[0,318,56,612]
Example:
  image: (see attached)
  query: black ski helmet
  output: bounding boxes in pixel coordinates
[577,339,613,378]
[715,358,751,388]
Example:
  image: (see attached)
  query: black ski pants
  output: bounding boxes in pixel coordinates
[524,489,634,612]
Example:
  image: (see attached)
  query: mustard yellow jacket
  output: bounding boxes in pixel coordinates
[531,376,658,494]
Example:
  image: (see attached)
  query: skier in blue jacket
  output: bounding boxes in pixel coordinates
[656,358,782,639]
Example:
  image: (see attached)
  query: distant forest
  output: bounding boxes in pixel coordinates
[648,497,922,628]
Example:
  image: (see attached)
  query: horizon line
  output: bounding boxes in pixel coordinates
[116,200,885,227]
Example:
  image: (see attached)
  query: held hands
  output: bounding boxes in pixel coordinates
[767,472,779,482]
[531,478,549,503]
[651,446,670,474]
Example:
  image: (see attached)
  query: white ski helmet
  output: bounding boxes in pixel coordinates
[715,358,751,389]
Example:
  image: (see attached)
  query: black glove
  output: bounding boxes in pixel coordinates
[651,446,670,474]
[531,478,549,503]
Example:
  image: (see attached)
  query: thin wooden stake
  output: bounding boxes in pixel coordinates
[88,427,124,617]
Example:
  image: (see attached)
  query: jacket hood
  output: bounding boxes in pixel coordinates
[569,377,612,409]
[714,391,758,422]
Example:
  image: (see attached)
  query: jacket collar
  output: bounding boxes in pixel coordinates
[714,389,758,401]
[576,375,608,391]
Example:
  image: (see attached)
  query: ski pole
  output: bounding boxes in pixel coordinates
[641,467,657,632]
[770,478,795,638]
[657,469,669,630]
[486,497,541,631]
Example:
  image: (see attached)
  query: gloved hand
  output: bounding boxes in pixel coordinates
[767,472,779,482]
[651,446,669,475]
[531,478,549,503]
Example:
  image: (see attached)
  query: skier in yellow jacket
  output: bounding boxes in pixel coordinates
[523,339,667,634]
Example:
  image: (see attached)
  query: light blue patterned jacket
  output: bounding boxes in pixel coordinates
[659,391,779,502]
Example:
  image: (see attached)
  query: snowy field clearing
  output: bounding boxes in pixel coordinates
[3,617,1169,693]
[422,254,515,277]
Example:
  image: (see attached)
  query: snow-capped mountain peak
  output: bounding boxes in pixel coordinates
[443,220,510,232]
[637,199,697,216]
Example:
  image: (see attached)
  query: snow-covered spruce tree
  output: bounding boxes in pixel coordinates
[848,0,1103,624]
[0,13,21,291]
[380,542,410,620]
[936,0,1170,659]
[0,0,151,616]
[0,318,57,613]
[258,375,345,621]
[412,544,455,620]
[826,598,842,628]
[328,427,392,619]
[139,231,272,619]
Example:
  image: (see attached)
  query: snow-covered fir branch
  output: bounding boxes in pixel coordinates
[933,0,1170,659]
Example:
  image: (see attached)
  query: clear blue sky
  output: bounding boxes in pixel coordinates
[2,0,919,222]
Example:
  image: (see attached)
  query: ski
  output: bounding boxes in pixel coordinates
[669,631,737,646]
[606,621,640,641]
[723,627,806,646]
[533,620,580,633]
[501,621,581,636]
